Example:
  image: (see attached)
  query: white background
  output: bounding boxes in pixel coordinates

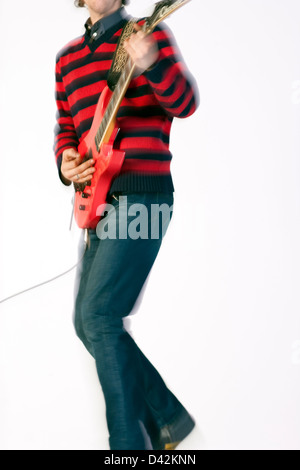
[0,0,300,450]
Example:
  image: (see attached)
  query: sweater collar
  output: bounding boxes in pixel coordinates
[84,6,128,42]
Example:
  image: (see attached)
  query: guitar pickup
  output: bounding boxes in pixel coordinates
[79,205,86,211]
[81,192,90,199]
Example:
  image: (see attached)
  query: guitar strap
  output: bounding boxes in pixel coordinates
[107,17,138,91]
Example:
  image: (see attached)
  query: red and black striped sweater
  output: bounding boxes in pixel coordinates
[54,8,198,195]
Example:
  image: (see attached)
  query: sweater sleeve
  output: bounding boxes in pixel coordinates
[53,55,79,186]
[144,23,199,119]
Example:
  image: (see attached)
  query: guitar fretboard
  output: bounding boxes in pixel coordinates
[94,57,135,151]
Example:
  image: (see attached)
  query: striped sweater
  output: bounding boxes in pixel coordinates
[54,8,198,194]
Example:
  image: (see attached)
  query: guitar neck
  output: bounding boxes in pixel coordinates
[95,22,148,152]
[94,59,137,151]
[94,0,191,151]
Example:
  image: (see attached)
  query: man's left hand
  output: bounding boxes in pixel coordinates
[123,23,159,75]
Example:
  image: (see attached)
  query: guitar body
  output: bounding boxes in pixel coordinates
[74,86,125,230]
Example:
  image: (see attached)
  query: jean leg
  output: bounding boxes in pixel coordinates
[73,231,97,357]
[75,193,190,449]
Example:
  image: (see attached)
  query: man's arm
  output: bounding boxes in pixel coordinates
[54,56,80,185]
[124,22,199,119]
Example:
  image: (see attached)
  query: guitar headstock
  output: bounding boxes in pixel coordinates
[146,0,191,32]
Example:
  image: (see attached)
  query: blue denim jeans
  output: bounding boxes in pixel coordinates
[73,192,194,450]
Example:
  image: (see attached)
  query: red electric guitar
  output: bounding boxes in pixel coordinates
[73,0,191,229]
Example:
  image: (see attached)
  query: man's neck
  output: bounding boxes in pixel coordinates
[89,3,122,25]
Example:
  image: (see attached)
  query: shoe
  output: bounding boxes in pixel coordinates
[164,441,181,450]
[151,408,196,450]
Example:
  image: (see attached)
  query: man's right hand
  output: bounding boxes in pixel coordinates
[61,148,96,185]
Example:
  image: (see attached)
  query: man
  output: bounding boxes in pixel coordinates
[54,0,199,450]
